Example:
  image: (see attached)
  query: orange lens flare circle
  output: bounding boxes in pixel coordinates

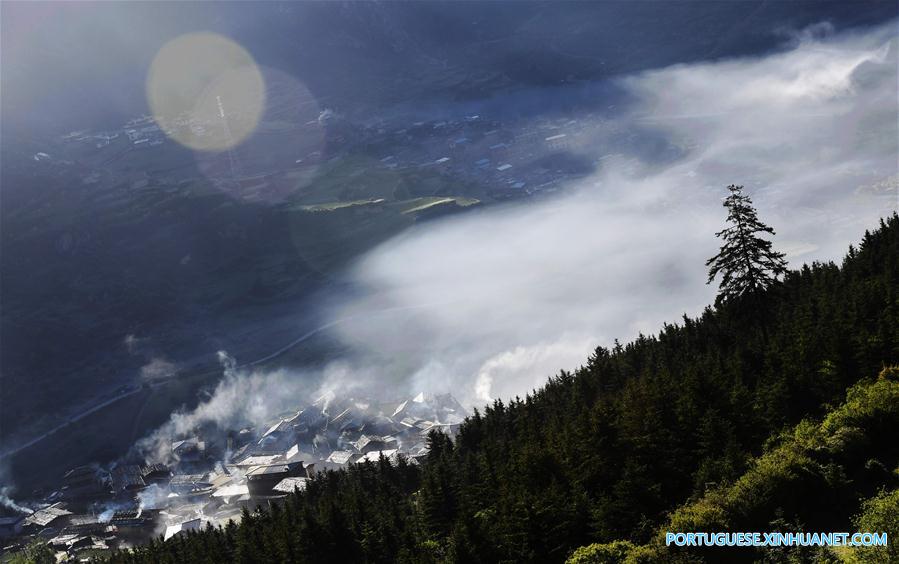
[146,32,265,152]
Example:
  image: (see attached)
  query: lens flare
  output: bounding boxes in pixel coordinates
[193,67,326,203]
[146,32,265,152]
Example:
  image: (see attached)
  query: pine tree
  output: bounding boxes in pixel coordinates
[99,215,899,564]
[706,184,787,303]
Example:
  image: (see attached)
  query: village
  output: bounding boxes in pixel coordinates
[31,97,617,207]
[0,391,468,561]
[1,98,620,561]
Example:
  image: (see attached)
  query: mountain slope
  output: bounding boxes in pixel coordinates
[570,368,899,563]
[107,213,898,563]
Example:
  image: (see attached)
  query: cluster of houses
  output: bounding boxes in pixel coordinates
[62,109,239,152]
[0,392,466,561]
[48,102,602,211]
[60,115,166,151]
[358,112,599,200]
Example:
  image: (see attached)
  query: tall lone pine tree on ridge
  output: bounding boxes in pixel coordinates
[706,184,788,304]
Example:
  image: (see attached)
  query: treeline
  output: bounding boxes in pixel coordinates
[571,368,899,563]
[106,214,899,564]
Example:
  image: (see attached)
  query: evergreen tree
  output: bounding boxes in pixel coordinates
[706,184,787,303]
[100,214,899,564]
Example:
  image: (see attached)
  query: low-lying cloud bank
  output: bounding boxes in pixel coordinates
[325,21,897,406]
[141,21,897,451]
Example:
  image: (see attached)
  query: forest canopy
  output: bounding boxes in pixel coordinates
[99,213,899,564]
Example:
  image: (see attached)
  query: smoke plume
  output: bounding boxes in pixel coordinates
[323,21,898,407]
[136,21,897,447]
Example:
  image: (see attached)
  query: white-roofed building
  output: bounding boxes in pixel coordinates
[359,449,400,464]
[164,518,206,541]
[272,477,308,494]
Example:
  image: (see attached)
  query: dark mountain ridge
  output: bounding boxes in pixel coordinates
[107,214,898,562]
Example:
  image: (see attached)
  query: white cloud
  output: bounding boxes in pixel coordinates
[322,22,898,409]
[474,336,598,403]
[136,22,898,447]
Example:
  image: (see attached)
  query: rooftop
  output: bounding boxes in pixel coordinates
[233,455,280,467]
[272,477,308,494]
[163,518,204,541]
[326,450,358,465]
[212,484,250,498]
[246,463,300,478]
[25,503,71,527]
[360,449,399,463]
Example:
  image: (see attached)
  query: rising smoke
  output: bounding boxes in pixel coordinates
[137,21,897,449]
[135,351,378,464]
[324,21,898,406]
[0,485,32,515]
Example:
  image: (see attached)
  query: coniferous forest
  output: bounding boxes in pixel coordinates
[105,213,899,564]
